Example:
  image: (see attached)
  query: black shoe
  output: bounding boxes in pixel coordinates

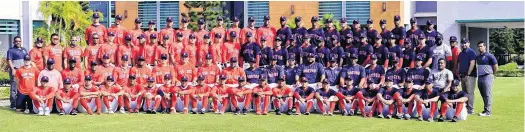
[438,116,445,122]
[59,110,65,115]
[349,109,355,116]
[286,109,292,115]
[192,111,197,114]
[452,116,459,122]
[71,109,78,115]
[275,109,281,115]
[233,109,240,115]
[146,110,152,114]
[151,110,157,114]
[199,111,205,114]
[304,112,310,115]
[242,108,248,115]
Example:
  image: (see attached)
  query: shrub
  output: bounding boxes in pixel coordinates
[0,71,10,86]
[496,62,524,77]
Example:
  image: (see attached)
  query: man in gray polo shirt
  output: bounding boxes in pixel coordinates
[6,36,28,109]
[431,58,453,93]
[476,41,497,117]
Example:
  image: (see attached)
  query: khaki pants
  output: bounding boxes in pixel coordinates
[461,76,477,113]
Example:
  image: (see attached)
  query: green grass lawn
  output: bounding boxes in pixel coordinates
[0,78,523,132]
[0,87,9,99]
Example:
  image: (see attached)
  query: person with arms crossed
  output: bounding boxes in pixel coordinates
[108,14,127,45]
[385,57,406,89]
[430,33,452,71]
[98,32,119,64]
[85,12,107,45]
[61,58,84,89]
[300,53,325,90]
[43,33,64,71]
[83,33,101,69]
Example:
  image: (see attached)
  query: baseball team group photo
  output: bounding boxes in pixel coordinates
[0,1,523,132]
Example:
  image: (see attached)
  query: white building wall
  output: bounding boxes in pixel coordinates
[0,1,44,52]
[437,1,524,42]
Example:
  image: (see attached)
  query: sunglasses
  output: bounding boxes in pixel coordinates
[14,40,21,42]
[93,38,99,39]
[52,38,59,40]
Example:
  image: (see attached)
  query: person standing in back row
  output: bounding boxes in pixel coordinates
[7,36,27,109]
[476,41,497,117]
[457,38,477,115]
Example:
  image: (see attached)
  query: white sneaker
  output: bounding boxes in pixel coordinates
[108,110,114,114]
[44,107,51,116]
[37,107,44,116]
[24,109,30,114]
[119,108,126,114]
[479,112,492,117]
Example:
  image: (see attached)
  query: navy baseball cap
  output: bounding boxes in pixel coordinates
[129,75,136,80]
[204,34,210,39]
[452,80,460,86]
[461,38,469,44]
[137,56,146,61]
[46,58,55,65]
[230,31,237,38]
[416,54,424,61]
[295,17,302,22]
[404,38,412,45]
[311,16,319,22]
[350,54,358,59]
[426,20,434,25]
[233,17,239,22]
[205,53,213,60]
[367,19,373,24]
[181,52,189,58]
[108,32,115,37]
[68,57,77,63]
[353,19,359,24]
[280,16,287,21]
[359,33,367,38]
[247,58,256,63]
[166,17,173,22]
[380,19,387,25]
[115,15,123,20]
[238,77,246,82]
[85,75,92,81]
[64,78,72,84]
[230,57,238,63]
[391,56,399,63]
[160,53,169,60]
[90,61,98,66]
[35,37,44,43]
[246,32,253,37]
[394,15,401,21]
[370,54,377,60]
[418,34,426,39]
[181,76,189,82]
[340,18,347,23]
[135,18,141,24]
[322,79,329,84]
[248,16,255,22]
[181,17,189,23]
[329,57,338,62]
[326,18,333,23]
[121,55,129,61]
[345,34,353,39]
[215,33,222,38]
[176,32,183,37]
[163,34,170,40]
[41,76,49,82]
[277,77,285,81]
[148,20,155,25]
[410,18,417,23]
[261,36,267,41]
[24,55,31,61]
[198,19,205,25]
[315,36,324,42]
[164,74,172,80]
[375,35,382,39]
[147,76,154,83]
[219,74,227,80]
[92,12,100,18]
[263,15,270,20]
[216,16,223,21]
[289,36,296,41]
[138,34,146,39]
[150,33,157,39]
[197,75,205,81]
[300,77,309,82]
[102,53,110,59]
[307,53,316,58]
[287,54,295,61]
[125,35,132,41]
[275,35,283,41]
[107,76,115,81]
[450,36,458,42]
[189,34,196,39]
[386,78,393,82]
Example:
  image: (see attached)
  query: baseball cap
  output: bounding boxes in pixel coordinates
[450,36,458,42]
[367,19,373,24]
[307,53,316,58]
[404,38,412,45]
[198,19,205,25]
[164,74,172,80]
[322,79,329,84]
[375,35,382,40]
[461,38,469,44]
[295,17,302,22]
[148,20,156,25]
[215,33,222,38]
[64,78,72,84]
[219,74,227,80]
[108,32,115,37]
[248,16,255,22]
[176,32,183,37]
[370,54,378,60]
[137,56,146,61]
[92,12,100,18]
[247,58,256,63]
[263,15,270,20]
[418,34,426,39]
[68,57,77,63]
[246,32,253,37]
[359,33,366,38]
[345,34,353,39]
[163,35,170,40]
[311,16,319,22]
[275,35,283,41]
[426,20,434,25]
[166,17,173,22]
[280,16,287,21]
[287,54,296,61]
[181,17,189,23]
[394,15,401,21]
[135,18,141,24]
[24,55,31,61]
[41,76,49,82]
[452,80,460,86]
[160,53,168,60]
[189,34,196,39]
[147,77,154,83]
[326,18,333,23]
[230,57,238,63]
[380,19,387,25]
[107,76,115,81]
[125,35,132,41]
[138,34,146,39]
[205,54,213,60]
[261,36,267,41]
[391,56,399,63]
[85,75,92,81]
[121,55,129,61]
[329,57,338,62]
[350,54,358,59]
[46,58,55,65]
[197,75,205,81]
[233,17,239,22]
[90,61,98,66]
[289,36,296,41]
[353,19,359,24]
[345,76,353,81]
[340,17,347,23]
[150,33,157,39]
[102,53,110,59]
[204,34,210,39]
[277,77,285,81]
[129,75,136,80]
[230,31,237,38]
[115,15,123,20]
[238,77,245,82]
[410,18,417,23]
[300,77,309,82]
[181,52,189,58]
[386,32,395,40]
[216,16,223,21]
[316,36,324,42]
[35,37,44,43]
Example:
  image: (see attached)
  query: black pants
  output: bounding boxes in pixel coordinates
[15,93,33,112]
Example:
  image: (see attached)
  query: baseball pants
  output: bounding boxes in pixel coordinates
[79,98,101,114]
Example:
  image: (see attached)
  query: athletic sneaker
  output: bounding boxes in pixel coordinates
[404,114,411,120]
[342,110,348,116]
[417,116,423,121]
[151,110,157,114]
[396,113,403,119]
[304,112,310,115]
[119,107,126,114]
[428,118,434,122]
[378,114,384,118]
[275,109,282,115]
[71,109,78,115]
[199,111,205,114]
[59,110,65,115]
[386,115,392,119]
[108,109,114,114]
[242,108,248,115]
[479,112,491,117]
[452,116,459,122]
[37,107,44,116]
[328,113,333,116]
[24,109,30,114]
[438,116,446,122]
[233,109,240,115]
[262,112,268,115]
[44,107,50,116]
[348,109,355,116]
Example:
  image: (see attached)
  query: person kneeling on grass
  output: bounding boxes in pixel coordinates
[143,77,162,114]
[30,76,55,116]
[438,80,468,122]
[252,78,272,115]
[315,79,337,116]
[55,78,79,115]
[376,78,398,119]
[415,79,440,122]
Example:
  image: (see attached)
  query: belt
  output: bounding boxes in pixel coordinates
[479,74,492,77]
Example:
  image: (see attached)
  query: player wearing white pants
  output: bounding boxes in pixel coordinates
[437,80,469,122]
[211,76,230,114]
[99,76,125,114]
[272,78,294,115]
[293,78,316,115]
[30,77,55,116]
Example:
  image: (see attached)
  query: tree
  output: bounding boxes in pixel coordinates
[182,1,229,31]
[489,27,515,54]
[35,1,99,47]
[287,14,342,31]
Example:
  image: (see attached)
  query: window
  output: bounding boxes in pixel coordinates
[345,1,370,24]
[246,1,269,27]
[159,1,179,28]
[319,1,343,21]
[88,1,110,27]
[138,1,157,29]
[0,20,19,35]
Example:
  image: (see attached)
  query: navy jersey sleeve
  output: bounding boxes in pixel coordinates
[378,88,385,95]
[329,89,337,96]
[468,50,477,62]
[254,45,261,57]
[488,54,497,65]
[400,70,407,82]
[400,27,406,38]
[367,45,374,55]
[359,67,366,79]
[426,46,433,59]
[318,63,325,78]
[424,68,430,79]
[6,49,13,60]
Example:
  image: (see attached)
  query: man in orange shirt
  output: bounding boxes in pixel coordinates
[113,55,131,87]
[143,34,157,66]
[153,54,176,85]
[123,75,143,113]
[176,76,194,114]
[61,58,84,89]
[176,52,197,84]
[29,37,45,70]
[143,77,161,114]
[100,76,125,114]
[158,74,174,113]
[191,75,210,114]
[98,32,119,64]
[256,15,277,48]
[63,36,83,69]
[43,33,64,71]
[197,34,211,67]
[55,78,80,115]
[116,35,134,66]
[198,54,221,86]
[195,19,209,41]
[128,18,144,46]
[182,34,198,66]
[85,12,107,45]
[108,15,127,45]
[226,17,241,42]
[94,54,115,85]
[222,57,246,84]
[210,16,226,42]
[227,77,252,115]
[85,61,98,81]
[144,21,158,44]
[159,17,175,44]
[131,56,153,84]
[272,77,294,115]
[170,32,185,66]
[177,17,192,39]
[78,75,102,115]
[211,75,230,114]
[240,17,257,45]
[83,33,101,69]
[15,55,40,113]
[154,36,170,65]
[222,31,241,65]
[30,76,55,116]
[252,79,272,115]
[132,34,147,64]
[210,33,223,65]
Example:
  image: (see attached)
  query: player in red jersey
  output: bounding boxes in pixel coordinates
[85,12,107,44]
[155,35,170,65]
[29,37,46,70]
[176,17,193,39]
[123,75,144,113]
[227,77,252,115]
[195,19,209,41]
[84,61,98,82]
[144,21,158,44]
[176,52,197,83]
[130,56,153,84]
[30,76,55,116]
[211,75,230,114]
[14,56,40,113]
[55,78,79,115]
[142,77,161,114]
[113,55,131,87]
[43,33,64,71]
[252,78,272,115]
[176,76,195,114]
[182,34,198,66]
[210,16,227,42]
[132,34,146,64]
[97,32,119,64]
[60,58,84,88]
[158,74,175,113]
[63,36,83,69]
[198,54,221,85]
[128,18,144,46]
[141,34,157,66]
[100,76,125,114]
[222,58,246,85]
[83,33,101,69]
[272,77,294,115]
[210,33,223,65]
[116,35,134,66]
[94,54,115,85]
[226,17,241,42]
[152,54,176,85]
[196,34,212,67]
[240,16,257,45]
[169,32,185,65]
[78,75,102,115]
[107,15,127,45]
[256,15,277,48]
[222,31,241,65]
[159,17,175,45]
[191,75,210,114]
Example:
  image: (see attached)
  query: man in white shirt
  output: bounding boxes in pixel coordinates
[431,33,452,71]
[431,58,453,93]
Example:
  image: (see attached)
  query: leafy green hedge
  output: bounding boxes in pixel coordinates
[496,62,524,77]
[0,71,10,86]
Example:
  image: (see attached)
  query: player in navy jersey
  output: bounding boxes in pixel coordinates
[299,53,325,90]
[407,54,430,90]
[357,33,373,66]
[352,19,367,44]
[284,56,301,89]
[406,17,424,48]
[438,80,468,122]
[324,58,342,90]
[293,77,316,115]
[340,54,366,89]
[339,18,353,48]
[330,35,345,66]
[395,79,418,120]
[336,77,365,116]
[259,36,273,67]
[376,79,398,119]
[379,19,391,45]
[385,57,406,89]
[277,16,293,47]
[287,36,303,63]
[240,32,261,68]
[324,19,340,49]
[245,59,264,85]
[385,32,403,68]
[415,33,434,68]
[366,19,379,44]
[301,37,317,64]
[424,20,438,47]
[316,37,330,66]
[265,56,285,86]
[360,79,380,118]
[373,35,389,69]
[365,54,386,89]
[403,38,416,68]
[292,17,308,46]
[308,16,325,47]
[273,37,288,66]
[415,79,440,122]
[315,79,337,116]
[391,15,406,47]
